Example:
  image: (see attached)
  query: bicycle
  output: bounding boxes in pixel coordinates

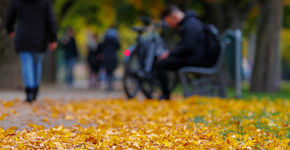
[123,17,178,99]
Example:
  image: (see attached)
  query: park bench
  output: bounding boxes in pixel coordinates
[178,31,236,98]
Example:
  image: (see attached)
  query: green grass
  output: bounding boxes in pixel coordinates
[227,82,290,100]
[173,82,290,100]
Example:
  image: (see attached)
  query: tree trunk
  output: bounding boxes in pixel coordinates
[250,0,283,92]
[0,0,24,90]
[201,0,257,87]
[202,0,256,32]
[0,0,12,61]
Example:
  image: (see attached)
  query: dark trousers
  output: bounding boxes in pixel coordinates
[157,56,202,98]
[106,69,114,91]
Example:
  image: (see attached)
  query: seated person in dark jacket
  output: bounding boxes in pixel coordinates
[158,5,205,100]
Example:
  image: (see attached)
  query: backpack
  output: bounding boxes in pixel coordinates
[202,24,221,67]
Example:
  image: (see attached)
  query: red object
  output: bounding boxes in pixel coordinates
[124,49,131,56]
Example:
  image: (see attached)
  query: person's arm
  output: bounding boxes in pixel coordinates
[46,0,57,43]
[170,19,203,57]
[5,0,17,36]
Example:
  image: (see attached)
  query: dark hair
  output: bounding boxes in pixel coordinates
[161,5,180,19]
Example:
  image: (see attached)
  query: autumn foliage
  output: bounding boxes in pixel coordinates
[0,96,288,149]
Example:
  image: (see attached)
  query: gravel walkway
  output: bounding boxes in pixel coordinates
[0,86,126,130]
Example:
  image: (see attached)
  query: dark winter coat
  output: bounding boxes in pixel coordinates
[87,46,103,73]
[99,36,120,73]
[170,10,205,66]
[61,37,79,61]
[5,0,57,53]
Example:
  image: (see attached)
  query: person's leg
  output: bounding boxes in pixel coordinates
[89,68,98,88]
[65,58,75,87]
[32,53,44,100]
[19,52,35,103]
[89,69,94,88]
[65,60,70,86]
[157,56,188,99]
[33,53,44,86]
[106,70,114,91]
[99,68,107,90]
[156,63,169,99]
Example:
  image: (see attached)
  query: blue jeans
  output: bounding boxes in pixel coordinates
[65,58,76,86]
[19,52,44,88]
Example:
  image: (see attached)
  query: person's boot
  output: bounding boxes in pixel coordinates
[32,87,39,101]
[25,88,33,103]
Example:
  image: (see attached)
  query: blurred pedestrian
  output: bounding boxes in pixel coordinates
[87,33,103,88]
[5,0,58,103]
[60,27,79,88]
[98,26,120,91]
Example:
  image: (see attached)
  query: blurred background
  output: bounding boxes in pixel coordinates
[0,0,289,98]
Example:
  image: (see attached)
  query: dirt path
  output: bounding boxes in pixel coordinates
[0,85,126,130]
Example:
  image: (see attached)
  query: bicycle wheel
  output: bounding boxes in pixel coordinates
[123,50,142,99]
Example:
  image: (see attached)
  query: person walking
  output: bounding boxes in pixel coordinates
[5,0,58,103]
[87,33,102,88]
[98,27,120,91]
[60,27,79,88]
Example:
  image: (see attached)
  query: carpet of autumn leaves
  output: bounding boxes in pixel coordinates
[0,96,289,149]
